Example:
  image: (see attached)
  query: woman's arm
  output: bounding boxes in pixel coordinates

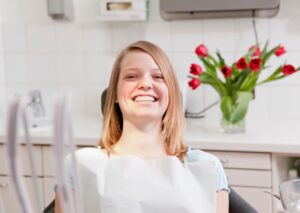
[55,191,76,213]
[216,191,229,213]
[54,192,62,213]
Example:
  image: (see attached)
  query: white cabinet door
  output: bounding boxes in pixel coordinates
[206,150,274,212]
[0,176,43,212]
[0,144,43,176]
[225,168,272,187]
[42,145,84,177]
[43,146,56,177]
[43,177,56,208]
[232,186,273,213]
[208,151,272,170]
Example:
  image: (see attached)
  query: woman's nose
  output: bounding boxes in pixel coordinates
[138,75,153,90]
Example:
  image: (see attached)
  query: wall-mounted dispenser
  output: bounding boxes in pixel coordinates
[98,0,148,21]
[47,0,74,21]
[160,0,279,20]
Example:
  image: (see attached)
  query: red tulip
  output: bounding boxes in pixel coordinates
[282,64,296,75]
[221,66,232,78]
[195,44,208,58]
[235,57,248,70]
[249,58,262,72]
[190,63,203,75]
[249,45,261,57]
[188,78,201,90]
[275,45,286,57]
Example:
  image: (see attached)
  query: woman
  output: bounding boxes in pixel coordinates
[55,40,229,213]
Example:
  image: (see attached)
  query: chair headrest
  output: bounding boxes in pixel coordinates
[101,88,123,126]
[101,88,108,116]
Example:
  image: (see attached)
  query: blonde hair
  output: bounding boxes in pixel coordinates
[98,41,187,160]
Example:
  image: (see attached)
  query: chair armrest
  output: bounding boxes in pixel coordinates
[43,199,55,213]
[229,187,258,213]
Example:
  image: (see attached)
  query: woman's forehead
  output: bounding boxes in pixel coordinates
[120,50,159,71]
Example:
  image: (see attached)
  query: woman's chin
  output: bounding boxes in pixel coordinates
[127,112,163,123]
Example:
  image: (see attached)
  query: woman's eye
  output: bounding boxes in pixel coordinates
[126,75,137,79]
[154,74,164,80]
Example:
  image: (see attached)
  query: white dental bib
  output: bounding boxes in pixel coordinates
[66,148,216,213]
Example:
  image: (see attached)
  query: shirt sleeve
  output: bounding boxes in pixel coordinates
[186,148,230,193]
[64,153,75,189]
[53,153,75,192]
[214,156,230,193]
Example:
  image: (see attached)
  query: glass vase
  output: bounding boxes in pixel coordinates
[219,91,253,134]
[220,117,245,133]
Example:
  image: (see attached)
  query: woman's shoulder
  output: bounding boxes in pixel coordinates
[185,148,219,163]
[185,148,230,193]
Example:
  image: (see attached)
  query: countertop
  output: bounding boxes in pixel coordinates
[0,116,300,155]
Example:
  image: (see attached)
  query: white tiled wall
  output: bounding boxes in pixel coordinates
[0,0,300,120]
[0,14,5,116]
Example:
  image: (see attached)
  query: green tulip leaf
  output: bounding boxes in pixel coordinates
[221,96,233,122]
[261,40,269,55]
[200,57,217,76]
[262,46,278,66]
[230,91,253,124]
[216,51,226,66]
[239,72,258,91]
[257,66,283,85]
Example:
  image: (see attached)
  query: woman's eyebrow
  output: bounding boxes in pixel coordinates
[122,68,161,73]
[150,68,162,73]
[122,68,141,73]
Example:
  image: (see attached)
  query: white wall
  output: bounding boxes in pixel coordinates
[0,0,6,117]
[1,0,300,120]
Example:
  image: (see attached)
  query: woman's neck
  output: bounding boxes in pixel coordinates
[114,120,167,158]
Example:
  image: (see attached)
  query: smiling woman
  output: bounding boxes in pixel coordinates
[55,41,229,213]
[100,41,186,159]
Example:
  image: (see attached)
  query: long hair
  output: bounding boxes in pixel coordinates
[98,41,187,160]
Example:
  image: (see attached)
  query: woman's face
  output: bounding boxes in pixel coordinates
[117,50,169,123]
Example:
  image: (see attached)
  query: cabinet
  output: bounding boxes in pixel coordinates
[0,144,45,212]
[0,143,86,212]
[43,177,56,207]
[0,144,43,176]
[42,145,68,206]
[0,176,43,212]
[0,144,53,211]
[206,150,273,213]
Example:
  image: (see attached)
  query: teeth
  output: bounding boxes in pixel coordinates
[134,96,155,102]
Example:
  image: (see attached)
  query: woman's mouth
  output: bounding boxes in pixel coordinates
[132,95,158,102]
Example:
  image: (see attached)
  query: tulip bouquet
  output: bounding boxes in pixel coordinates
[188,42,299,132]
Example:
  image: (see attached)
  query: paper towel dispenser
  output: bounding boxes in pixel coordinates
[160,0,280,20]
[98,0,148,21]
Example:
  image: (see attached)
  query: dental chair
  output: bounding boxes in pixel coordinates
[43,89,258,213]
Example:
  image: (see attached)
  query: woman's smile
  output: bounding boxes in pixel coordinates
[132,94,158,102]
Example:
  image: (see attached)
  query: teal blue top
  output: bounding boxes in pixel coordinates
[185,148,229,192]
